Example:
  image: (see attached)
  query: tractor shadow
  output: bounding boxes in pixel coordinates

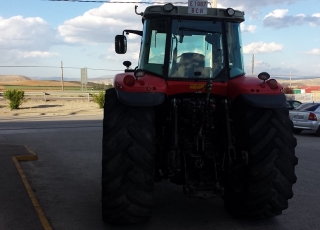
[28,105,63,109]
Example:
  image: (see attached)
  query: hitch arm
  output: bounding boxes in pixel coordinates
[198,80,213,137]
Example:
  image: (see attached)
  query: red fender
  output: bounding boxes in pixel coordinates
[114,73,286,108]
[227,75,286,108]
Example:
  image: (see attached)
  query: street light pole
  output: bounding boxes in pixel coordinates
[251,54,255,76]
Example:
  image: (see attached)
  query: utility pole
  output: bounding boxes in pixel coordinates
[251,54,255,76]
[290,71,292,88]
[61,61,64,91]
[212,0,217,8]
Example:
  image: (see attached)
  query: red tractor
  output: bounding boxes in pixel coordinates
[102,3,298,224]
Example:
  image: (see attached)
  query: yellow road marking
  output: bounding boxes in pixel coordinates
[12,145,53,230]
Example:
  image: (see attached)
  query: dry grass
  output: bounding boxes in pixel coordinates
[0,76,103,116]
[0,99,103,116]
[0,80,80,87]
[0,75,81,91]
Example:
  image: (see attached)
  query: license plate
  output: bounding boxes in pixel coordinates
[189,84,205,90]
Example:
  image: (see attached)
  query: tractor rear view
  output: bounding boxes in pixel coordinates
[102,3,298,224]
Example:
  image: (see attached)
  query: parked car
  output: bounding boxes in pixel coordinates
[289,102,320,136]
[286,100,302,110]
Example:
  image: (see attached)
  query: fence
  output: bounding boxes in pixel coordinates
[0,91,100,102]
[2,91,320,103]
[285,93,320,103]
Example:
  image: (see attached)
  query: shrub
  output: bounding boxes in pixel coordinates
[283,86,294,94]
[105,84,114,89]
[92,91,105,108]
[3,89,25,110]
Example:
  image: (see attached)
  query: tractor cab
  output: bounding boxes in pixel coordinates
[115,4,245,82]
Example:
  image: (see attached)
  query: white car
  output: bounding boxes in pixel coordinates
[289,102,320,136]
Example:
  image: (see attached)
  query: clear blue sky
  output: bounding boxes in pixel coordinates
[0,0,319,80]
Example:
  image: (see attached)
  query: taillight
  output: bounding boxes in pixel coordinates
[308,112,317,121]
[267,79,278,89]
[123,75,135,86]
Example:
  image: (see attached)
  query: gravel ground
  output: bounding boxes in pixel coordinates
[0,99,103,116]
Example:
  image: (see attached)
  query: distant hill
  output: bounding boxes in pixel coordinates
[31,76,78,82]
[277,78,320,87]
[0,75,31,81]
[90,77,113,85]
[30,76,114,85]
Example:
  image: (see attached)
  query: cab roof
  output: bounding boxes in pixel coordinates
[143,4,245,22]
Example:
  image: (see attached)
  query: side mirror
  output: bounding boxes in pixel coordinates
[115,35,127,54]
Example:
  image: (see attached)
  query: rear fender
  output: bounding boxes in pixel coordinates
[114,73,167,106]
[228,75,286,108]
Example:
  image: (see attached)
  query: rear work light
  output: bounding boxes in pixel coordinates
[123,75,135,86]
[163,3,174,12]
[226,8,235,16]
[134,69,146,78]
[308,112,317,121]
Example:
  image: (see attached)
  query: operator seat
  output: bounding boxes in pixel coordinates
[174,53,206,78]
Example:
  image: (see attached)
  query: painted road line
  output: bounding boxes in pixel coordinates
[12,146,53,230]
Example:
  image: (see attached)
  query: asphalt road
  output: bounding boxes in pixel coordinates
[0,114,320,230]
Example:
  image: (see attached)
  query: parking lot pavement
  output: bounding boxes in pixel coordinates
[1,115,320,230]
[0,114,103,230]
[0,144,44,230]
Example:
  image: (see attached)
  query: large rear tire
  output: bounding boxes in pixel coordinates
[315,126,320,137]
[102,88,155,224]
[224,103,298,219]
[293,128,302,134]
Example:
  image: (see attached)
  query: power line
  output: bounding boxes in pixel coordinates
[0,65,122,71]
[45,0,189,3]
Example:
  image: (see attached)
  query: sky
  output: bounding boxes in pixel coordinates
[0,0,320,80]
